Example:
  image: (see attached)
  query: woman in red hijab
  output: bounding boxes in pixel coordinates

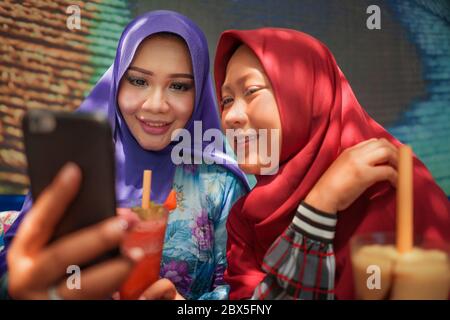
[214,28,450,300]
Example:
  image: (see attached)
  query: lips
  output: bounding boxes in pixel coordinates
[234,135,258,159]
[137,116,172,135]
[235,133,258,146]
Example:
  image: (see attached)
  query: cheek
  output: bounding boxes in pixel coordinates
[250,95,281,130]
[168,94,194,125]
[117,87,143,115]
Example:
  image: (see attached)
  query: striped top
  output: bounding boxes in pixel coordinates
[252,201,337,300]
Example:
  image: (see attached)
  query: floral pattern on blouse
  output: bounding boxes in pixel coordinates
[158,163,247,300]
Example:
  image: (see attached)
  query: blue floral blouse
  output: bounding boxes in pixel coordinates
[158,163,246,300]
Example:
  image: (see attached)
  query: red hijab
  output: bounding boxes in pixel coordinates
[214,28,450,300]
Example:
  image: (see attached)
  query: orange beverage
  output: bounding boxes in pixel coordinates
[120,204,169,300]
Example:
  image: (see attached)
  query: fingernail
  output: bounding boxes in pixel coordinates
[127,247,145,262]
[112,292,120,300]
[117,218,130,231]
[60,162,79,185]
[118,214,138,231]
[109,218,132,239]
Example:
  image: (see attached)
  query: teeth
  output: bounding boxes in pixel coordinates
[137,116,170,127]
[145,122,167,127]
[141,120,169,127]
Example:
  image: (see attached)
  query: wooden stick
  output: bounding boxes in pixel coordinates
[396,145,413,253]
[142,170,152,209]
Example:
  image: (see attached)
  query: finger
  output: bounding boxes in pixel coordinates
[351,138,389,156]
[174,292,185,300]
[32,216,134,286]
[139,279,177,300]
[365,145,398,169]
[364,138,398,155]
[116,208,132,216]
[377,138,398,156]
[350,138,378,150]
[13,162,82,254]
[55,257,134,300]
[369,165,398,187]
[116,208,140,224]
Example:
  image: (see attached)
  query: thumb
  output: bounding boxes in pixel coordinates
[139,279,177,300]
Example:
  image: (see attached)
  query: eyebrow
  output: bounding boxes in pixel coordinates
[128,66,194,79]
[221,72,255,93]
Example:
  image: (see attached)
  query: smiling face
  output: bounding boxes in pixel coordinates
[117,34,195,151]
[220,45,282,175]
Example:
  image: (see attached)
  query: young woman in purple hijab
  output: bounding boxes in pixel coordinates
[0,11,249,300]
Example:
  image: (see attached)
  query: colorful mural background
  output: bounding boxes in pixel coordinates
[0,0,449,202]
[0,0,132,194]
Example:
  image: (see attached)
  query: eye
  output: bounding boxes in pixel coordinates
[126,76,148,87]
[244,86,261,96]
[221,96,234,108]
[169,82,193,92]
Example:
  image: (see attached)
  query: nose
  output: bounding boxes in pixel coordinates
[141,87,169,113]
[223,99,248,129]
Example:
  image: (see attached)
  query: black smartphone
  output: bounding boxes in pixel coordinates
[22,109,117,247]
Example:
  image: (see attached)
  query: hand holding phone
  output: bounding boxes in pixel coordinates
[5,110,141,299]
[7,163,137,299]
[22,110,117,241]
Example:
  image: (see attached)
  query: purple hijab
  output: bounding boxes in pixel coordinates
[0,10,248,275]
[79,10,248,205]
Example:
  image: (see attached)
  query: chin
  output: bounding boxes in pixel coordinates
[138,138,169,151]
